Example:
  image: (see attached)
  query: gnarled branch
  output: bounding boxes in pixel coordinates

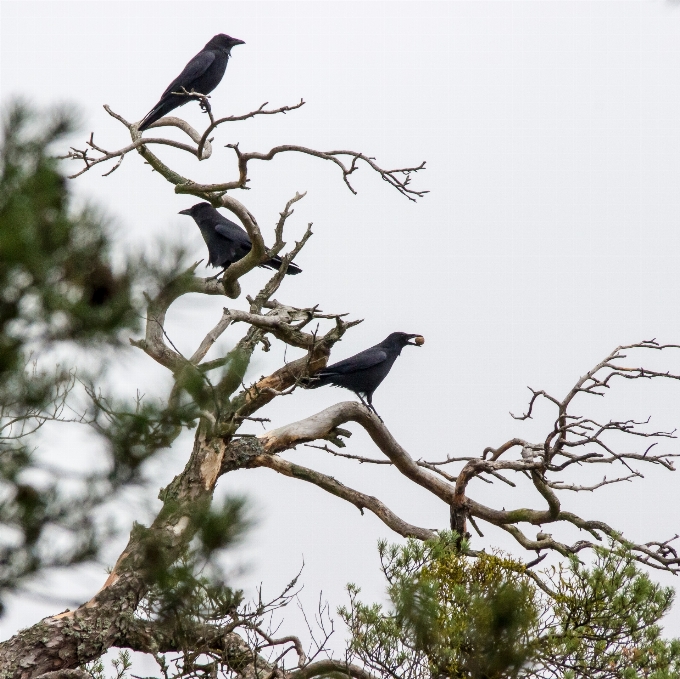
[64,103,427,202]
[249,454,434,541]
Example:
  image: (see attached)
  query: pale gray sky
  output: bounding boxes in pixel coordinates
[2,0,680,663]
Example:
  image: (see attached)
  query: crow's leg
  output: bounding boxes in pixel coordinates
[206,266,227,281]
[368,404,383,423]
[366,394,384,423]
[199,97,213,115]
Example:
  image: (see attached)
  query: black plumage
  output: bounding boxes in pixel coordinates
[179,202,302,276]
[138,34,245,132]
[304,332,424,417]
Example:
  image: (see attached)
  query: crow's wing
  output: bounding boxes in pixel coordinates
[161,50,217,98]
[214,219,252,248]
[321,347,388,376]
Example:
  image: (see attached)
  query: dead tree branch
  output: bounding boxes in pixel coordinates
[196,99,306,159]
[248,454,434,541]
[63,103,427,202]
[12,67,680,679]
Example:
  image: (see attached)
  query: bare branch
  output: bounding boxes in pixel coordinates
[35,671,92,679]
[190,311,234,365]
[289,659,381,679]
[230,318,361,418]
[244,346,680,572]
[253,629,307,666]
[307,444,460,482]
[182,143,428,201]
[60,110,213,178]
[305,444,392,464]
[197,99,306,159]
[129,263,229,370]
[64,104,427,204]
[546,473,641,492]
[270,191,307,259]
[483,438,535,460]
[511,389,561,421]
[250,452,434,541]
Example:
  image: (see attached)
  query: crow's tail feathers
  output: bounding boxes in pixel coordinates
[138,98,180,132]
[264,256,302,275]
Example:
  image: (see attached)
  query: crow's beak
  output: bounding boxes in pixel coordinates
[232,38,246,46]
[407,335,425,347]
[178,208,192,215]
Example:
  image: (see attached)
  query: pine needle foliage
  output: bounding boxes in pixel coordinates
[340,532,680,679]
[0,102,205,609]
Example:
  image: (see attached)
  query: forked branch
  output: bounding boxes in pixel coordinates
[240,337,680,573]
[63,103,427,201]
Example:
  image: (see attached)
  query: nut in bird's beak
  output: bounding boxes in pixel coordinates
[407,335,425,346]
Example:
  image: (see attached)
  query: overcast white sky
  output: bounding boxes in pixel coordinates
[2,0,680,665]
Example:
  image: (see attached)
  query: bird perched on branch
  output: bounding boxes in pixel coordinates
[138,34,245,132]
[303,332,424,418]
[179,202,302,276]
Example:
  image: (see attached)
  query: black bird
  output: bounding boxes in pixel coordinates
[179,202,302,276]
[138,34,245,132]
[303,332,424,418]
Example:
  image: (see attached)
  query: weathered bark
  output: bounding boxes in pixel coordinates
[0,430,229,678]
[0,576,140,679]
[9,83,680,679]
[0,402,435,676]
[121,618,278,679]
[0,90,435,679]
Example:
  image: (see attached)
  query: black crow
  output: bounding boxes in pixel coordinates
[138,34,245,132]
[303,332,424,417]
[179,202,302,276]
